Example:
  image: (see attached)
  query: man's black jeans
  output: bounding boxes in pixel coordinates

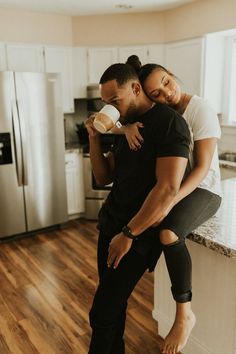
[88,231,155,354]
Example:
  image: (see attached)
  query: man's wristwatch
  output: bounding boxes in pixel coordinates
[122,225,138,240]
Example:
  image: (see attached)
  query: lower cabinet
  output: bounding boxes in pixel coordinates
[65,149,85,218]
[153,241,236,354]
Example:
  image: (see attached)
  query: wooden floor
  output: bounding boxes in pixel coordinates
[0,219,163,354]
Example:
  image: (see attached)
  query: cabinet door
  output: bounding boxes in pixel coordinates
[165,38,204,95]
[65,150,85,216]
[0,43,7,71]
[148,44,165,65]
[118,46,149,64]
[6,43,44,72]
[88,47,118,84]
[45,46,74,113]
[73,47,88,99]
[203,34,225,113]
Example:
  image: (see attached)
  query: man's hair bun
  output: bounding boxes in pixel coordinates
[126,55,142,73]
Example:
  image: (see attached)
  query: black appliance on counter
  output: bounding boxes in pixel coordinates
[76,122,115,153]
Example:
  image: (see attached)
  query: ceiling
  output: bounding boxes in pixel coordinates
[0,0,199,16]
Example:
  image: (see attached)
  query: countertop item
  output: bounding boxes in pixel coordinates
[219,159,236,169]
[65,143,81,151]
[187,178,236,257]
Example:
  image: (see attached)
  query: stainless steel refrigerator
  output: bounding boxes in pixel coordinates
[0,71,68,239]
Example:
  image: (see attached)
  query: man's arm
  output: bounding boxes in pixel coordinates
[127,155,188,235]
[107,155,188,269]
[85,116,115,185]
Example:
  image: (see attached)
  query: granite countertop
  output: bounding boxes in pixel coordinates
[187,178,236,258]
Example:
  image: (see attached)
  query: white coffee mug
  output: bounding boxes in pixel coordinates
[93,104,121,133]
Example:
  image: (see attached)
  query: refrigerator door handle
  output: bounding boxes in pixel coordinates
[16,99,28,186]
[12,100,23,187]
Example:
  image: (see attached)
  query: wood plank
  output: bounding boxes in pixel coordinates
[0,219,164,353]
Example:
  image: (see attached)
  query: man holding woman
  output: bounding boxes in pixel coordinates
[86,57,221,354]
[86,62,191,354]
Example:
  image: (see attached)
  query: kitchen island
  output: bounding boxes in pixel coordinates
[153,178,236,354]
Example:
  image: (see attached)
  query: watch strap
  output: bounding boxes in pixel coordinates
[122,225,138,240]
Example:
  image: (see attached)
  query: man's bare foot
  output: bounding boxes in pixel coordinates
[161,310,196,354]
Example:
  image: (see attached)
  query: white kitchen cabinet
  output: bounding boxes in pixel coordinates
[6,43,44,72]
[0,43,7,71]
[44,46,74,113]
[65,149,85,218]
[72,44,166,96]
[165,38,205,95]
[202,34,225,113]
[118,46,149,64]
[147,44,165,65]
[73,47,88,98]
[87,47,118,84]
[153,240,236,354]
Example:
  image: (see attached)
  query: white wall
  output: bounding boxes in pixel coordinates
[1,1,236,47]
[163,0,236,42]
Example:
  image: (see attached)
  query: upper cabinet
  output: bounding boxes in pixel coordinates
[165,38,204,96]
[3,43,74,113]
[118,46,149,64]
[73,47,88,99]
[44,46,74,113]
[87,47,118,84]
[0,43,7,71]
[73,44,166,98]
[202,34,226,114]
[118,44,165,65]
[6,43,44,72]
[148,44,165,65]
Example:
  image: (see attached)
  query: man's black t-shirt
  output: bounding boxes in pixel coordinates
[98,103,190,254]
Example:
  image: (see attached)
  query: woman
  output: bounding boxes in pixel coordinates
[113,55,222,354]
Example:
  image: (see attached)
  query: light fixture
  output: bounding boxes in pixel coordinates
[115,4,133,9]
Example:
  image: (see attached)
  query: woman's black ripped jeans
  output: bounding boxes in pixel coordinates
[156,187,221,303]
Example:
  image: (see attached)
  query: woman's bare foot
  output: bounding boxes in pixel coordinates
[161,309,196,354]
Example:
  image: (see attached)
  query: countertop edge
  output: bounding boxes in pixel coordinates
[187,232,236,258]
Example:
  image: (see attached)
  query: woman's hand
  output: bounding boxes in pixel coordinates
[85,115,100,138]
[107,233,133,269]
[124,122,144,150]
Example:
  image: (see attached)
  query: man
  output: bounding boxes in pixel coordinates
[85,63,190,354]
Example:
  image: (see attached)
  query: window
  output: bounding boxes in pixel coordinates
[228,38,236,124]
[222,35,236,125]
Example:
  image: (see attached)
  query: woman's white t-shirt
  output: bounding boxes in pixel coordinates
[182,95,222,197]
